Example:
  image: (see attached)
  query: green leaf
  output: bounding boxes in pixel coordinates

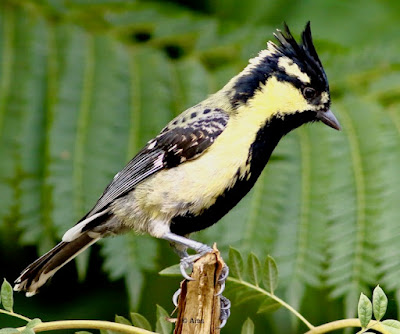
[20,329,35,334]
[241,318,254,334]
[99,330,111,334]
[155,305,172,334]
[247,253,261,286]
[382,320,400,334]
[26,318,42,329]
[158,264,181,277]
[257,298,281,314]
[262,255,278,294]
[115,315,132,326]
[75,332,92,334]
[1,279,14,312]
[0,329,20,334]
[130,312,152,331]
[229,247,244,280]
[372,285,388,321]
[358,293,372,328]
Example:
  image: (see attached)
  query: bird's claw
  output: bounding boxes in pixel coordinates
[219,295,231,329]
[180,261,194,281]
[179,254,204,281]
[173,288,181,307]
[218,264,229,282]
[215,280,225,296]
[215,264,229,296]
[220,295,231,310]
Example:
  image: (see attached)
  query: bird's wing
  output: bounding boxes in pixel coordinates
[83,107,229,219]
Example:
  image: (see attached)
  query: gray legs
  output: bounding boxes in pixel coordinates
[162,232,213,255]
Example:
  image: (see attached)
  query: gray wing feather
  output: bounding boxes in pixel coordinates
[85,148,165,218]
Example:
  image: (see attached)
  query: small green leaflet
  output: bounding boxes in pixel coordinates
[115,315,132,326]
[19,329,35,334]
[372,285,388,321]
[257,298,281,314]
[262,255,278,294]
[247,253,261,286]
[0,329,20,334]
[382,319,400,334]
[358,293,372,328]
[26,318,42,329]
[131,312,152,331]
[155,305,172,334]
[1,279,14,312]
[158,264,181,277]
[229,247,244,280]
[241,318,255,334]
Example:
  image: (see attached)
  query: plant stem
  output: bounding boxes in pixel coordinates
[18,320,156,334]
[304,319,390,334]
[0,308,31,322]
[227,277,314,330]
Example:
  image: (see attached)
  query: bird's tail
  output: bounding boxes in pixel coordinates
[14,209,113,296]
[14,233,100,296]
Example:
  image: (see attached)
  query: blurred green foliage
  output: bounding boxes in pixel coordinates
[0,0,399,333]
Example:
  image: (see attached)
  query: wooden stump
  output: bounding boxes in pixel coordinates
[174,245,224,334]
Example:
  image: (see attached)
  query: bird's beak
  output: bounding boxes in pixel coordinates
[316,109,341,131]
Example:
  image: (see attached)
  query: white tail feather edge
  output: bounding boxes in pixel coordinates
[62,208,110,242]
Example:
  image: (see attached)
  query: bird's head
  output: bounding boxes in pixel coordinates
[230,22,340,132]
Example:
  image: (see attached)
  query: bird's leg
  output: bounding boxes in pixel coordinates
[163,232,213,280]
[163,232,230,328]
[163,232,213,254]
[170,242,189,259]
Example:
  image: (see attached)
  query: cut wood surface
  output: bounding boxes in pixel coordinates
[174,245,224,334]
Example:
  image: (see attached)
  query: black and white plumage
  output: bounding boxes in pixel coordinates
[14,22,340,297]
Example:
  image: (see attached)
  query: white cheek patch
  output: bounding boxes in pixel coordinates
[320,91,329,104]
[278,57,310,84]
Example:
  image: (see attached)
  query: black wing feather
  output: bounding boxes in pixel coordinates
[83,109,229,219]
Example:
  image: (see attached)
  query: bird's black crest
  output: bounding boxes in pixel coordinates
[231,22,328,106]
[274,21,324,76]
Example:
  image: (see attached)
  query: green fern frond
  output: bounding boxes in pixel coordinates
[101,235,158,309]
[325,97,384,315]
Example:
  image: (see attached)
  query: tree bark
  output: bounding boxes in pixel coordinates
[174,245,224,334]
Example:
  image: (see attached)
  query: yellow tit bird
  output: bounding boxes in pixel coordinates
[14,22,340,298]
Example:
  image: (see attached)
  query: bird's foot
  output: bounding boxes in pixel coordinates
[179,245,213,280]
[217,264,231,328]
[173,262,231,328]
[172,288,231,328]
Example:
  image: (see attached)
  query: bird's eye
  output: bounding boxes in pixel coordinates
[303,87,317,99]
